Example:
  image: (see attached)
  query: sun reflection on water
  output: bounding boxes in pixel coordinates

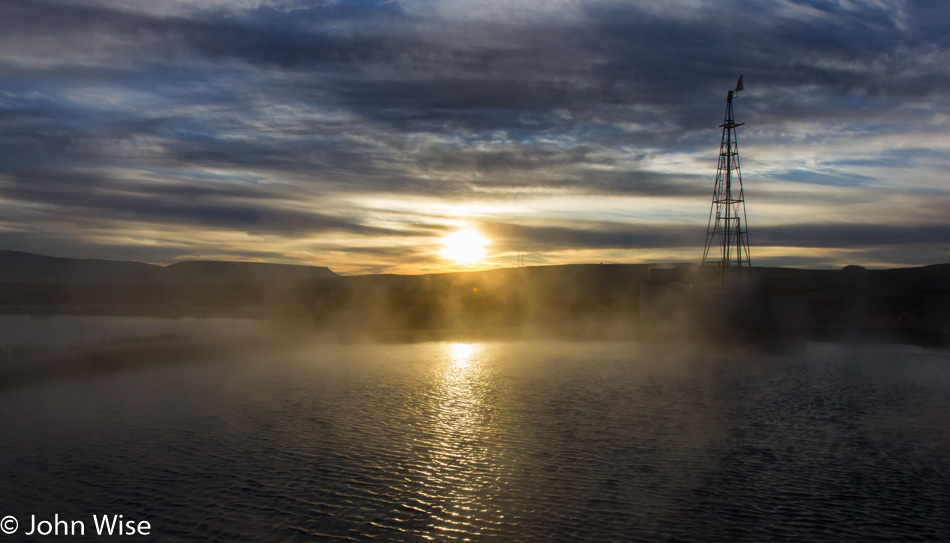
[447,342,478,372]
[399,342,508,539]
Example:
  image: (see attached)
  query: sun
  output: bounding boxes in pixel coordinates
[440,228,490,265]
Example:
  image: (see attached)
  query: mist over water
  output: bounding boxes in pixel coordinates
[1,340,949,541]
[0,315,262,352]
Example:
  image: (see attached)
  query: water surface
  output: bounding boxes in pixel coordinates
[1,341,948,541]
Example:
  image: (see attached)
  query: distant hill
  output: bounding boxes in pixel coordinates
[0,251,163,285]
[0,250,337,285]
[165,260,339,284]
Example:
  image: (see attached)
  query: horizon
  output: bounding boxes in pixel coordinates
[2,1,949,273]
[4,247,949,277]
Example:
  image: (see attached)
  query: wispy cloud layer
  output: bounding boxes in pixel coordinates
[1,0,948,273]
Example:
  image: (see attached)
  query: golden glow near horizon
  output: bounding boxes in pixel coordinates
[440,228,490,266]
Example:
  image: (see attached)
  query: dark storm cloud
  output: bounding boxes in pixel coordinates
[0,171,419,238]
[480,219,950,252]
[0,0,939,159]
[0,0,948,268]
[7,0,944,130]
[755,222,950,248]
[480,221,698,252]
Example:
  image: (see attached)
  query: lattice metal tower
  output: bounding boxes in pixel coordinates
[702,75,751,272]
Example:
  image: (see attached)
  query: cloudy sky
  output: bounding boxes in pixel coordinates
[1,0,948,274]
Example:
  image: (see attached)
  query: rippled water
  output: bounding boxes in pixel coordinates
[1,341,949,541]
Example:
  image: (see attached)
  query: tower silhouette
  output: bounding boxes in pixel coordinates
[702,75,750,274]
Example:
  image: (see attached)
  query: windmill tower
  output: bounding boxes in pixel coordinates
[702,75,751,278]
